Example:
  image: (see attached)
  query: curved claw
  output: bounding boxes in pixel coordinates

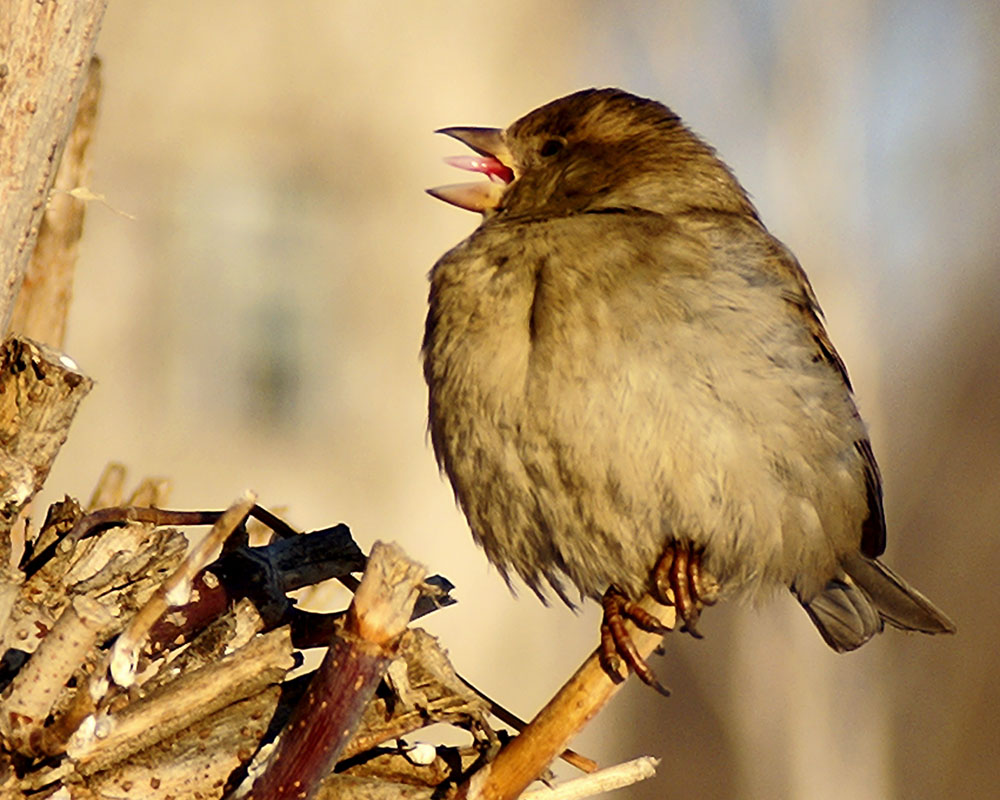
[651,541,718,638]
[599,588,671,696]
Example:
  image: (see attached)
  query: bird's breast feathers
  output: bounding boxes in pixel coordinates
[426,211,868,597]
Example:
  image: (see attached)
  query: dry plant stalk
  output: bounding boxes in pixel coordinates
[0,595,110,752]
[0,479,494,799]
[67,626,295,775]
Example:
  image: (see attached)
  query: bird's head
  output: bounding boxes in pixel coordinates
[429,88,755,220]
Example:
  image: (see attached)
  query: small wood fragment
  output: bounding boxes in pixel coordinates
[0,337,93,540]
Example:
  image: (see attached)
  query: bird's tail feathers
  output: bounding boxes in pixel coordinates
[799,554,956,653]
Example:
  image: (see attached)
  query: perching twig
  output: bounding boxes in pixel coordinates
[459,595,675,800]
[456,673,598,774]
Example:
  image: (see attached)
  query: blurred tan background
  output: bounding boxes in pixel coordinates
[40,2,998,798]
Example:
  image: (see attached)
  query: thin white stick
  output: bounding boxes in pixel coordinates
[520,756,659,800]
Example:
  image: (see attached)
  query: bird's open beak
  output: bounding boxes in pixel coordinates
[428,127,515,213]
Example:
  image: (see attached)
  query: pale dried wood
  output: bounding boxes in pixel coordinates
[66,626,295,775]
[86,462,128,510]
[0,0,108,330]
[319,758,659,800]
[520,756,659,799]
[344,627,490,760]
[3,496,482,798]
[105,493,255,689]
[30,494,83,556]
[126,476,172,508]
[2,521,186,661]
[82,687,281,800]
[315,775,434,800]
[350,541,429,645]
[140,597,264,696]
[0,565,22,638]
[0,595,112,754]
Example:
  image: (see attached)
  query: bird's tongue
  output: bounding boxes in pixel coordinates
[443,155,515,185]
[428,154,514,213]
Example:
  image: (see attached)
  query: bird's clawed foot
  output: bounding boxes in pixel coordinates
[598,543,718,694]
[599,587,672,696]
[652,540,719,638]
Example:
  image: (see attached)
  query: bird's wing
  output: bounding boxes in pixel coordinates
[777,249,887,558]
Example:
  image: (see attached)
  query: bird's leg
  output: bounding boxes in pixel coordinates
[652,541,719,638]
[599,586,671,696]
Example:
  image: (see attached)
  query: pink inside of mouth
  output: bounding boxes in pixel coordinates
[443,155,514,185]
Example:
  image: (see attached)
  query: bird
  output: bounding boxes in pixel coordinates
[422,88,955,690]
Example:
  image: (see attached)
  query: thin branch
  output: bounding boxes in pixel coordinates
[22,505,223,577]
[21,501,309,578]
[456,673,598,775]
[459,595,675,800]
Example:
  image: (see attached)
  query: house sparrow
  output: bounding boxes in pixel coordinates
[423,88,955,689]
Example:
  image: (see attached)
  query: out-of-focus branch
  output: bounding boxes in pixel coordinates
[0,0,108,331]
[7,57,102,347]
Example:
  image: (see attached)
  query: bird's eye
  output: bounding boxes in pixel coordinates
[539,139,564,157]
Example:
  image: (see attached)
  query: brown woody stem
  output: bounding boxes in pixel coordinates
[242,541,426,800]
